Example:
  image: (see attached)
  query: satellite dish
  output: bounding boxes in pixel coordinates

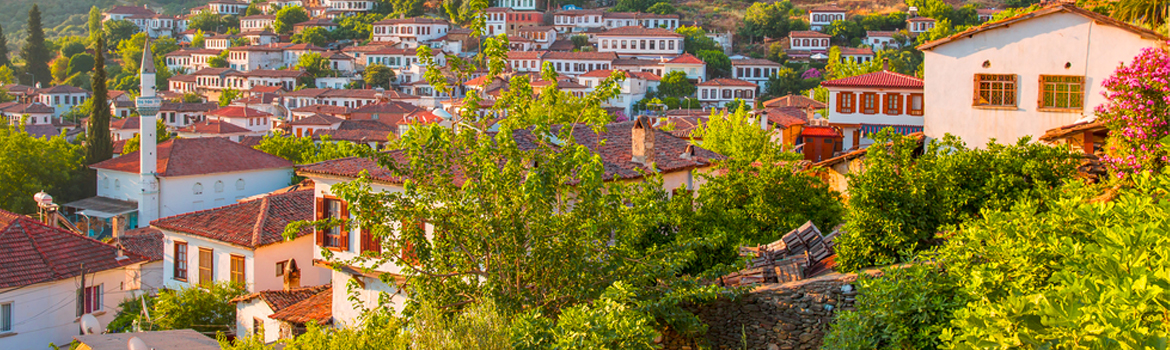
[127,336,149,350]
[79,314,102,335]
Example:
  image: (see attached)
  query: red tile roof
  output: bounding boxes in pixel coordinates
[839,47,875,56]
[3,103,55,114]
[790,31,831,38]
[209,106,272,119]
[730,58,783,67]
[665,53,704,65]
[152,189,314,248]
[113,227,164,261]
[110,117,141,130]
[374,18,448,25]
[866,31,898,37]
[283,43,327,51]
[160,102,220,113]
[290,113,343,126]
[697,78,758,87]
[91,137,293,177]
[762,94,827,109]
[762,107,809,128]
[0,210,149,288]
[177,119,252,134]
[820,70,923,89]
[919,3,1167,50]
[810,5,847,12]
[268,286,332,324]
[232,285,329,311]
[543,51,619,61]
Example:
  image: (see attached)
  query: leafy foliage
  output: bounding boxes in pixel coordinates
[696,50,730,78]
[140,282,245,334]
[297,52,337,78]
[67,53,94,75]
[121,119,172,155]
[0,123,85,214]
[21,5,52,87]
[739,1,808,42]
[834,132,1079,271]
[252,134,371,164]
[219,87,241,106]
[658,70,696,99]
[102,20,138,46]
[611,0,670,13]
[690,109,787,162]
[364,64,395,89]
[187,12,238,33]
[822,264,966,350]
[85,35,113,167]
[292,26,330,47]
[273,6,310,34]
[676,26,722,54]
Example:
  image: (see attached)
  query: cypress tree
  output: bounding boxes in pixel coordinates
[88,6,102,46]
[21,5,51,87]
[86,35,112,165]
[0,24,9,68]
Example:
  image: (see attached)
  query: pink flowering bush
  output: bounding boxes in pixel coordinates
[801,68,821,80]
[1096,45,1170,178]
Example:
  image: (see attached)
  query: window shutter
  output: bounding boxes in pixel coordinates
[972,74,981,105]
[835,92,842,113]
[339,201,350,251]
[1037,75,1045,109]
[315,197,325,246]
[896,94,904,115]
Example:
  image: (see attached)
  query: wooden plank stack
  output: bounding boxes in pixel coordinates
[720,221,838,287]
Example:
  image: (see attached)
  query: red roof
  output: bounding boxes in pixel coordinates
[209,106,272,119]
[152,190,314,248]
[697,78,758,87]
[290,113,343,126]
[598,26,683,38]
[232,285,329,312]
[763,94,827,109]
[821,70,924,89]
[543,51,619,61]
[801,125,842,137]
[268,286,332,324]
[112,227,164,261]
[665,53,704,65]
[0,210,148,288]
[839,47,874,56]
[110,117,141,130]
[91,137,293,177]
[810,5,847,12]
[763,107,809,128]
[790,31,831,38]
[177,119,252,134]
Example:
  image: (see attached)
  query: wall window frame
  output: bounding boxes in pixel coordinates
[173,241,188,281]
[973,73,1018,108]
[1038,75,1085,111]
[860,92,878,114]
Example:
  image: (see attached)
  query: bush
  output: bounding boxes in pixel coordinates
[822,264,965,350]
[68,53,94,75]
[833,132,1078,271]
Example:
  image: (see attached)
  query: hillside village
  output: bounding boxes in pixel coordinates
[0,0,1169,348]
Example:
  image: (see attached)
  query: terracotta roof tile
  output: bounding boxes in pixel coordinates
[542,51,618,61]
[91,137,292,177]
[110,117,141,130]
[820,70,923,89]
[177,119,252,134]
[839,47,874,55]
[762,94,826,109]
[731,58,783,67]
[112,227,164,261]
[919,3,1167,50]
[790,31,831,38]
[209,106,273,119]
[598,26,683,38]
[232,285,328,311]
[0,210,148,288]
[289,113,343,126]
[665,53,704,65]
[801,125,842,137]
[810,5,847,12]
[268,287,332,324]
[152,190,313,248]
[762,107,809,128]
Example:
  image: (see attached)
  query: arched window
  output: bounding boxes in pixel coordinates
[102,177,109,189]
[193,183,204,195]
[214,180,225,193]
[236,179,245,191]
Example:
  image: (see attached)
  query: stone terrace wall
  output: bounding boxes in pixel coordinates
[661,273,859,350]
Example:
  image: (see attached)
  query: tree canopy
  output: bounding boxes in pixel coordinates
[273,6,310,34]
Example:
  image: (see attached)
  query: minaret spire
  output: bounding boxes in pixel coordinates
[135,36,161,228]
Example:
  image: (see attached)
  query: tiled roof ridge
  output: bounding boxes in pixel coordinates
[12,220,65,280]
[250,196,271,248]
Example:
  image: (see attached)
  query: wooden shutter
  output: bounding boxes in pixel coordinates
[361,228,382,254]
[835,92,842,113]
[972,74,982,105]
[339,201,350,251]
[315,197,325,246]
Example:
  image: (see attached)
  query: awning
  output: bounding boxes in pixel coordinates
[62,196,138,218]
[860,124,923,135]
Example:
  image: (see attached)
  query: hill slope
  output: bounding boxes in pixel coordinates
[0,0,210,50]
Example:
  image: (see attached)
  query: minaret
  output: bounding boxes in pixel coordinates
[136,39,161,228]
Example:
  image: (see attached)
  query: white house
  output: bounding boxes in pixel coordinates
[789,31,831,52]
[865,31,901,50]
[662,53,707,82]
[809,5,847,31]
[839,47,875,63]
[596,26,684,58]
[158,101,220,129]
[823,69,925,149]
[579,69,660,116]
[494,0,537,10]
[205,106,276,133]
[0,102,55,126]
[603,12,680,30]
[154,189,330,293]
[697,78,758,108]
[371,18,451,47]
[202,0,248,15]
[543,51,619,77]
[232,285,330,342]
[731,58,784,93]
[227,45,285,71]
[240,14,276,31]
[485,7,510,35]
[35,85,90,118]
[283,43,329,68]
[917,3,1167,147]
[294,118,724,326]
[553,9,605,33]
[907,17,936,36]
[0,210,150,350]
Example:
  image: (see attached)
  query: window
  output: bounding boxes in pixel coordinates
[973,74,1017,107]
[253,317,263,335]
[174,241,188,281]
[908,93,924,116]
[1039,75,1084,110]
[214,180,224,193]
[230,255,246,285]
[884,93,902,115]
[199,248,214,285]
[837,92,855,113]
[316,197,348,250]
[860,92,878,114]
[275,260,287,276]
[1,303,12,332]
[77,285,102,316]
[193,183,203,195]
[236,179,245,191]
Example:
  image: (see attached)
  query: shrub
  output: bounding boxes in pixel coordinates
[1095,46,1170,178]
[822,264,965,350]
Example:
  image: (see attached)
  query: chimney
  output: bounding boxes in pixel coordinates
[631,116,656,167]
[882,58,890,71]
[759,110,769,131]
[681,144,695,160]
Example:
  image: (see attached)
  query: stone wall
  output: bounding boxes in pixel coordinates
[660,273,859,350]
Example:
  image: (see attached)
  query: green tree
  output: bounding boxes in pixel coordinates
[121,119,172,155]
[0,24,10,68]
[191,30,206,48]
[21,4,52,87]
[219,87,241,106]
[0,66,14,84]
[296,52,335,78]
[87,6,102,46]
[363,64,395,89]
[689,108,788,162]
[645,3,677,15]
[657,70,695,98]
[85,35,113,167]
[676,26,721,54]
[252,134,370,164]
[207,50,229,68]
[67,53,94,75]
[611,0,668,12]
[331,13,382,41]
[60,42,85,59]
[822,264,965,350]
[291,26,329,47]
[740,1,807,42]
[50,56,70,85]
[389,0,425,18]
[696,50,729,78]
[102,20,139,47]
[244,2,264,16]
[273,6,310,34]
[0,123,85,214]
[187,12,229,33]
[150,282,246,333]
[833,132,1078,271]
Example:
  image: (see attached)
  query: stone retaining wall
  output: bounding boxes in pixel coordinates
[660,273,859,350]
